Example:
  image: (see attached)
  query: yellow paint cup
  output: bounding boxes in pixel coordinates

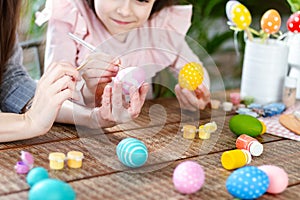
[48,152,65,170]
[221,149,251,170]
[198,125,211,139]
[182,125,197,139]
[67,151,84,169]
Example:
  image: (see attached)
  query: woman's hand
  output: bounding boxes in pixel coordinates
[25,62,80,135]
[80,51,119,107]
[175,83,210,111]
[89,82,149,129]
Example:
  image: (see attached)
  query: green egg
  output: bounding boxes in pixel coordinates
[229,115,263,137]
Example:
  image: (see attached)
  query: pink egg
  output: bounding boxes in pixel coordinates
[173,161,205,194]
[258,165,289,194]
[115,67,146,95]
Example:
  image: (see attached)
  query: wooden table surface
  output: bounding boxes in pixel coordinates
[1,97,300,199]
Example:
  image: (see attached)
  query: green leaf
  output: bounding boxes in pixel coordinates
[286,0,300,12]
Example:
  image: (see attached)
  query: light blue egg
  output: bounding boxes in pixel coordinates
[29,179,76,200]
[226,166,269,199]
[26,167,49,187]
[116,138,148,168]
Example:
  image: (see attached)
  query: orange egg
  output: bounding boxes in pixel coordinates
[261,9,281,34]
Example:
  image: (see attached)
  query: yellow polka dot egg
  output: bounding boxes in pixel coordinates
[178,62,204,91]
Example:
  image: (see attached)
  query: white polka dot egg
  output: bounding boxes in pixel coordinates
[226,166,270,199]
[178,62,204,91]
[261,9,281,34]
[287,11,300,33]
[231,3,252,30]
[172,161,205,194]
[116,138,148,168]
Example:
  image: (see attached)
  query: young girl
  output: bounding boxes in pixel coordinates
[0,0,148,142]
[36,0,210,111]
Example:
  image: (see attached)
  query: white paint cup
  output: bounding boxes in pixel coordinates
[240,39,289,105]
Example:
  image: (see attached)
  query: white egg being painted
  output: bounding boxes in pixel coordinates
[115,67,146,95]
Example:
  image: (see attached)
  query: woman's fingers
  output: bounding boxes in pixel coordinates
[41,62,80,86]
[41,75,75,97]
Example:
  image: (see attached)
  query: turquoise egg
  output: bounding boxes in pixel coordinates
[116,138,148,168]
[29,179,76,200]
[26,167,49,187]
[226,166,269,199]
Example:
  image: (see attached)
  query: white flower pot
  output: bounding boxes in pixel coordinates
[286,33,300,99]
[240,39,289,105]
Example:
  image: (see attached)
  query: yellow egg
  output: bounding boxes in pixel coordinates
[178,62,204,91]
[231,3,252,30]
[261,9,281,34]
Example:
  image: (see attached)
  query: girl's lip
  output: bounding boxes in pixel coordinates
[113,19,131,25]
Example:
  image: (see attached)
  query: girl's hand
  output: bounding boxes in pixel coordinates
[25,62,80,135]
[80,51,119,106]
[175,83,210,111]
[89,82,149,128]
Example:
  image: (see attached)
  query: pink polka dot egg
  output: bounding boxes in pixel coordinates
[115,67,146,95]
[172,161,205,194]
[258,165,289,194]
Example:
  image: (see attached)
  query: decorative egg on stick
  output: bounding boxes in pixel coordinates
[226,1,253,41]
[260,9,281,42]
[287,11,300,33]
[178,62,204,91]
[226,0,240,25]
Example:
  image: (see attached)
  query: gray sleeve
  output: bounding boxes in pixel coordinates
[0,43,37,113]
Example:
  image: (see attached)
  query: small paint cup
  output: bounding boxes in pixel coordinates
[198,125,211,139]
[236,134,264,156]
[182,125,197,139]
[67,151,84,168]
[223,102,233,111]
[210,99,221,109]
[48,152,66,170]
[15,161,30,174]
[221,149,252,170]
[230,92,241,105]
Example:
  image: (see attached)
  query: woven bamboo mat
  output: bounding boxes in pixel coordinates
[104,97,230,132]
[0,126,290,196]
[57,140,300,199]
[2,140,298,199]
[0,124,77,150]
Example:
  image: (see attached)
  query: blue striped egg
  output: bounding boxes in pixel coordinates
[116,138,148,168]
[226,166,269,199]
